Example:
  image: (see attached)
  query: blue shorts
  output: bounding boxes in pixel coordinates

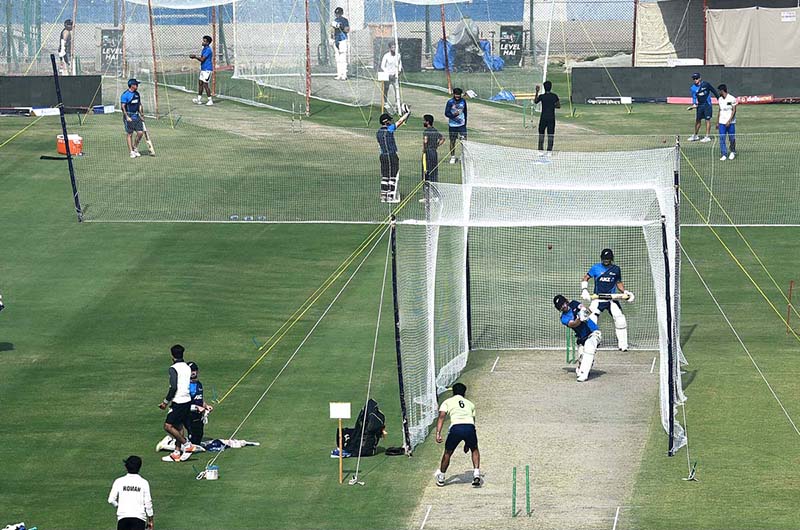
[445,423,478,452]
[696,104,712,121]
[124,116,143,134]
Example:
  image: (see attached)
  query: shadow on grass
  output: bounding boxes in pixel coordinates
[681,324,697,349]
[0,342,15,352]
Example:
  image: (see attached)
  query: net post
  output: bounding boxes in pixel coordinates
[466,240,473,350]
[390,216,412,456]
[50,53,83,223]
[304,0,311,117]
[440,5,451,93]
[661,214,676,456]
[121,0,127,77]
[631,0,638,66]
[71,0,78,74]
[211,6,217,96]
[146,0,159,116]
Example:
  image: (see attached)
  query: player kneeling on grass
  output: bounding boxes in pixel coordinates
[435,383,481,488]
[376,105,411,203]
[185,361,213,444]
[121,79,145,159]
[581,248,635,351]
[554,294,601,382]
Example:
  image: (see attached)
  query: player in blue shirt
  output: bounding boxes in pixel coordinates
[580,248,635,351]
[190,35,214,105]
[554,294,601,382]
[377,106,410,203]
[444,88,467,164]
[120,78,145,159]
[687,72,719,142]
[331,7,350,80]
[184,362,213,445]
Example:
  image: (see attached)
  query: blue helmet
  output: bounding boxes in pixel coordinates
[127,78,140,87]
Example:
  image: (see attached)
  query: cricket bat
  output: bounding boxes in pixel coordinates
[590,293,630,301]
[142,121,156,156]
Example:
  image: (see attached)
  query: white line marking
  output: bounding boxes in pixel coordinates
[491,356,500,372]
[650,357,656,374]
[612,506,620,530]
[419,505,432,530]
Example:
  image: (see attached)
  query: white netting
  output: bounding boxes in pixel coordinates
[395,141,685,452]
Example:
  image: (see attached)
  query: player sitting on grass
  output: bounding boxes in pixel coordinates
[435,383,481,488]
[554,294,601,382]
[121,79,145,159]
[581,248,635,351]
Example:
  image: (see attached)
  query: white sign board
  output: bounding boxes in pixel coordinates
[329,402,351,419]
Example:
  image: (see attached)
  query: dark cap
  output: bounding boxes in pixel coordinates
[691,73,701,80]
[123,455,142,473]
[127,78,140,87]
[188,361,199,372]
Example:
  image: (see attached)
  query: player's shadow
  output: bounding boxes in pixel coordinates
[681,324,697,348]
[444,469,478,486]
[0,342,14,352]
[561,367,607,380]
[681,369,698,390]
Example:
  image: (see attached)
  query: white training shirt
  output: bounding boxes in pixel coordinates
[170,361,192,404]
[718,93,737,124]
[381,51,402,76]
[108,473,153,521]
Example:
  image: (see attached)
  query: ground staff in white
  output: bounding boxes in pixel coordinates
[380,42,402,111]
[108,456,154,530]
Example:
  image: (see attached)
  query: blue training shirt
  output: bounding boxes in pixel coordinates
[587,262,622,295]
[120,89,141,118]
[691,80,718,106]
[445,98,467,129]
[201,44,213,71]
[189,380,204,410]
[376,124,398,155]
[334,16,349,43]
[561,300,598,341]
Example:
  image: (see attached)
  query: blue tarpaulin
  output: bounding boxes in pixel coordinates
[433,39,504,72]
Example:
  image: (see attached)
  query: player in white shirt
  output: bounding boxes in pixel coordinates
[717,84,737,161]
[434,383,482,488]
[380,42,402,112]
[108,456,154,530]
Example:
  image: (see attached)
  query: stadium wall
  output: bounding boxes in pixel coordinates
[0,75,102,108]
[570,66,800,101]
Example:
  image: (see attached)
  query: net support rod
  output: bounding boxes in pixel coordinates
[391,0,402,109]
[71,0,78,74]
[702,0,708,65]
[121,0,127,76]
[631,0,638,66]
[211,5,217,95]
[661,214,676,456]
[542,0,555,83]
[528,0,535,66]
[146,0,159,116]
[440,5,451,93]
[304,0,311,117]
[465,239,473,350]
[50,53,83,223]
[390,217,412,456]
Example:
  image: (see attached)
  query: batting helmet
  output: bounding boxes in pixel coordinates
[601,248,614,262]
[553,294,568,310]
[379,113,392,124]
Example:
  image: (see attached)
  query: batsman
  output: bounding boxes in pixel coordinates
[580,248,635,351]
[554,295,601,382]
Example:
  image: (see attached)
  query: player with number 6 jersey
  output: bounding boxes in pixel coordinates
[434,383,481,488]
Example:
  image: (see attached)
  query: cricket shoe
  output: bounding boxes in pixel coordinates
[720,155,727,161]
[728,152,736,160]
[206,98,214,106]
[161,451,182,462]
[192,97,202,104]
[181,442,199,453]
[133,149,141,157]
[472,475,482,488]
[435,472,445,487]
[700,136,712,143]
[687,134,699,142]
[449,156,457,164]
[130,151,138,158]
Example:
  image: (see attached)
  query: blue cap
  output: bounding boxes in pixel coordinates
[127,78,140,87]
[691,72,701,79]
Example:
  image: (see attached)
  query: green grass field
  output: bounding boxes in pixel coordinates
[2,89,800,529]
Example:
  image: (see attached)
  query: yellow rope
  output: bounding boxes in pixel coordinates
[0,116,46,149]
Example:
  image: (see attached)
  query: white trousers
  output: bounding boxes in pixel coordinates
[576,330,601,382]
[335,40,349,79]
[589,299,628,350]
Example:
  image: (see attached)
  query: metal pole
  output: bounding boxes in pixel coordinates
[631,0,638,67]
[390,216,413,456]
[529,0,535,65]
[211,6,217,95]
[146,0,159,116]
[661,215,676,456]
[304,0,311,117]
[121,0,126,76]
[391,0,401,109]
[7,0,13,66]
[71,0,77,74]
[440,4,451,93]
[50,53,83,222]
[703,0,707,65]
[425,5,431,61]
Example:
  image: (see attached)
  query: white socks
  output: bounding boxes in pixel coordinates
[473,468,480,478]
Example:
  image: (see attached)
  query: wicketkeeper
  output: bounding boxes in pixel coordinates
[581,248,635,351]
[554,294,601,382]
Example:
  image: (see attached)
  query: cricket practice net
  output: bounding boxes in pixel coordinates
[393,141,686,452]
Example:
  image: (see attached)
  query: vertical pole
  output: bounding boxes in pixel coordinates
[113,0,119,27]
[662,215,676,456]
[121,0,126,77]
[529,0,535,66]
[71,0,77,74]
[318,0,329,66]
[631,0,638,67]
[525,464,531,515]
[211,6,217,95]
[424,5,431,61]
[703,0,707,65]
[146,0,159,116]
[465,240,473,350]
[50,54,84,223]
[390,217,412,456]
[542,0,555,83]
[35,0,42,64]
[440,5,451,93]
[338,418,343,483]
[304,0,311,117]
[787,280,795,335]
[391,0,402,109]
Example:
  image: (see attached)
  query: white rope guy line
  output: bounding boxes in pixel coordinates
[350,230,392,484]
[203,225,391,472]
[680,240,800,438]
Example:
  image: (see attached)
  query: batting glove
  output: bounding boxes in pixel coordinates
[624,290,635,303]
